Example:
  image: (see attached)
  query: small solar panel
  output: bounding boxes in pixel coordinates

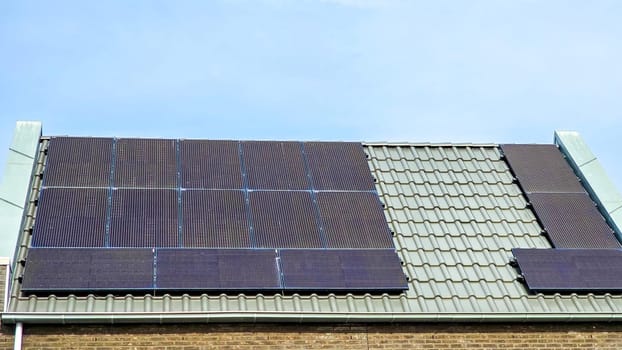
[316,191,394,248]
[280,249,407,291]
[180,140,243,189]
[21,248,154,293]
[529,192,620,248]
[304,142,375,191]
[155,249,280,290]
[512,248,622,292]
[43,137,113,187]
[114,138,177,188]
[109,189,179,247]
[242,141,310,190]
[500,144,586,194]
[249,191,323,248]
[32,188,108,247]
[182,190,251,248]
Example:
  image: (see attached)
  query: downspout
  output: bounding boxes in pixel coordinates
[14,322,23,350]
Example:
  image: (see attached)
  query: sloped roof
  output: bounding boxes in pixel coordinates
[2,129,622,323]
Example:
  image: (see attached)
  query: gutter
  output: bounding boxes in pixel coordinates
[3,312,622,324]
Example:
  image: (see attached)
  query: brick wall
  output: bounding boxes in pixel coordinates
[0,264,13,349]
[0,322,620,349]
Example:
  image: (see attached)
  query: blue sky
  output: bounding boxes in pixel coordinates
[1,0,621,189]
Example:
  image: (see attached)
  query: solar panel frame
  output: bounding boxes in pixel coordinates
[512,248,622,292]
[280,249,407,291]
[500,144,586,194]
[242,141,310,190]
[43,137,113,188]
[316,191,394,248]
[182,190,251,248]
[249,191,323,248]
[114,138,177,188]
[180,140,243,189]
[304,142,376,191]
[528,192,620,248]
[32,188,108,247]
[109,189,179,247]
[155,249,280,290]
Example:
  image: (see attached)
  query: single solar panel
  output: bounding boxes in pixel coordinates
[43,137,113,187]
[316,191,394,248]
[182,190,251,248]
[500,144,586,194]
[280,249,407,291]
[180,140,243,189]
[21,248,154,293]
[31,188,108,247]
[155,249,280,290]
[109,189,179,247]
[304,142,375,191]
[512,248,622,292]
[242,141,310,190]
[114,138,177,188]
[528,192,620,248]
[249,191,323,248]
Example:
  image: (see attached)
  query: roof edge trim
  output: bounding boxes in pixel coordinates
[554,130,622,241]
[3,311,622,324]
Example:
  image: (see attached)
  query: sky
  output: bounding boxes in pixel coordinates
[1,0,621,190]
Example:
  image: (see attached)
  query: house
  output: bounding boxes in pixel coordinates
[1,120,622,349]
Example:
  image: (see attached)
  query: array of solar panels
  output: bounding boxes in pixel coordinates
[502,144,622,293]
[22,137,407,294]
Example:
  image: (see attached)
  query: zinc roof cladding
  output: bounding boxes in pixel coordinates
[6,140,622,317]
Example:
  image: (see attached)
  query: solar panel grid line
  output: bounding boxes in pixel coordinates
[114,138,177,188]
[299,143,328,248]
[43,137,114,188]
[528,192,621,248]
[179,140,244,189]
[104,138,118,247]
[32,188,108,247]
[175,140,183,247]
[237,141,257,248]
[109,189,179,247]
[242,141,310,190]
[304,142,376,191]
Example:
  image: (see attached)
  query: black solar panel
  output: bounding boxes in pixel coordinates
[43,137,113,187]
[304,142,375,191]
[249,191,323,248]
[182,190,251,248]
[317,191,393,248]
[114,138,177,188]
[280,249,407,291]
[21,248,154,293]
[155,249,280,290]
[500,144,586,194]
[242,141,310,190]
[109,189,179,247]
[180,140,243,189]
[529,192,620,248]
[512,248,622,292]
[32,188,108,247]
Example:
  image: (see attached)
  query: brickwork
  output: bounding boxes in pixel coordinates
[0,322,619,349]
[0,264,6,313]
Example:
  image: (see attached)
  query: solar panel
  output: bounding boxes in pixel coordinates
[528,192,620,248]
[32,188,108,247]
[500,144,586,194]
[155,249,280,290]
[114,138,177,188]
[304,142,375,191]
[249,191,323,248]
[316,191,394,248]
[109,189,179,247]
[182,190,251,248]
[512,248,622,292]
[280,249,407,291]
[21,248,154,293]
[180,140,243,189]
[43,137,113,187]
[242,141,310,190]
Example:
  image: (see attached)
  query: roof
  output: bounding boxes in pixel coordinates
[2,122,622,324]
